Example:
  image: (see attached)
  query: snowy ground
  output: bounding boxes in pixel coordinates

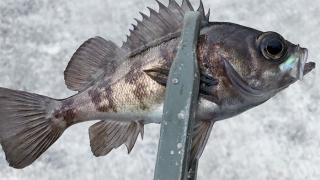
[0,0,319,179]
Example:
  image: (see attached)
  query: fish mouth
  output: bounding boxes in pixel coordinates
[280,47,315,80]
[300,48,316,77]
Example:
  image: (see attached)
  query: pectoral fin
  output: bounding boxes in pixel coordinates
[144,67,221,104]
[190,120,214,166]
[89,120,144,156]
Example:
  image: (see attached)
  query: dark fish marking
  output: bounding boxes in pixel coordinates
[54,98,76,127]
[197,35,209,68]
[88,80,117,113]
[197,34,224,74]
[60,109,76,127]
[133,82,150,110]
[125,61,144,85]
[96,85,117,113]
[124,60,150,110]
[88,88,102,110]
[201,43,225,74]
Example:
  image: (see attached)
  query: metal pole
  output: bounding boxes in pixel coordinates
[153,11,201,180]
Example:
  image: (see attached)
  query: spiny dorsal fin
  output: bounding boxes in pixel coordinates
[89,120,144,156]
[64,36,128,91]
[197,0,210,25]
[122,0,210,56]
[64,1,210,91]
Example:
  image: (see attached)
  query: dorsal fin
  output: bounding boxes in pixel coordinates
[64,36,128,91]
[64,1,210,91]
[122,0,210,56]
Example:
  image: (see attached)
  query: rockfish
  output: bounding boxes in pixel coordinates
[0,0,315,169]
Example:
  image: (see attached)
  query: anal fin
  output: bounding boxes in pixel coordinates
[89,120,144,156]
[190,120,214,166]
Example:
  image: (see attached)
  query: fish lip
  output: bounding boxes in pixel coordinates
[299,48,308,79]
[295,47,308,80]
[299,48,316,78]
[287,47,315,80]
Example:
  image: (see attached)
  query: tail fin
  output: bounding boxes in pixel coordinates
[0,87,65,169]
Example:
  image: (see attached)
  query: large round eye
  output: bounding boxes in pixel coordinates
[257,32,287,61]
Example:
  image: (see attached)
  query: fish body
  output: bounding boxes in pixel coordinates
[0,0,315,169]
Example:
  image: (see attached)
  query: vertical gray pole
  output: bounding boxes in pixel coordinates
[153,11,201,180]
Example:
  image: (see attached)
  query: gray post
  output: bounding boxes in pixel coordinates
[153,11,201,180]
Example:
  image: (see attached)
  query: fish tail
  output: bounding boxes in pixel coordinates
[0,87,66,169]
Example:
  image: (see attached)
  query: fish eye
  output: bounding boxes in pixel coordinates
[265,40,283,56]
[257,32,287,61]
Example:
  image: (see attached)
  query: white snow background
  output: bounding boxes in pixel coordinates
[0,0,319,179]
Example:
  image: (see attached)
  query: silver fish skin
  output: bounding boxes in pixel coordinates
[0,0,315,169]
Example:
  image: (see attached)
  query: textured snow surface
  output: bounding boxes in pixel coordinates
[0,0,319,179]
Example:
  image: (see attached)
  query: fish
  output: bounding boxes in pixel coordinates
[0,0,315,169]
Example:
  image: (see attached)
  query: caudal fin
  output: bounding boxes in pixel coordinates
[0,87,65,169]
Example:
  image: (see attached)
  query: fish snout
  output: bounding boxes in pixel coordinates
[279,47,315,81]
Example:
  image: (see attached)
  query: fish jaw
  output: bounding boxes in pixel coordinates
[279,47,315,81]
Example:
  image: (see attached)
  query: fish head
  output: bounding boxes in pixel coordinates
[201,23,316,103]
[253,32,315,92]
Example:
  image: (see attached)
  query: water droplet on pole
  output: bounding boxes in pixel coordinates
[172,78,179,84]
